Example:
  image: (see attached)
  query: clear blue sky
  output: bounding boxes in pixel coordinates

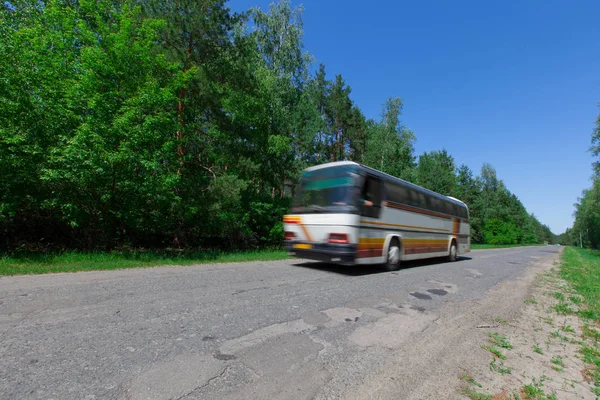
[229,0,600,234]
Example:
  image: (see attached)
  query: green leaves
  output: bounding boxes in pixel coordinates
[363,97,415,180]
[0,0,555,251]
[415,150,457,196]
[484,219,520,245]
[592,103,600,176]
[570,179,600,248]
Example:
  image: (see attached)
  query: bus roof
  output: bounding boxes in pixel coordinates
[304,161,359,171]
[302,161,467,209]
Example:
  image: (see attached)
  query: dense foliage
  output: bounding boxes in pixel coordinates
[0,0,553,251]
[559,105,600,248]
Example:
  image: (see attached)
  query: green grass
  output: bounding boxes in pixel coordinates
[481,345,506,360]
[459,372,483,388]
[551,292,565,301]
[550,329,569,342]
[560,247,600,320]
[551,356,564,367]
[569,295,583,305]
[521,377,557,400]
[560,323,575,334]
[489,333,513,349]
[533,344,543,355]
[461,387,492,400]
[554,302,575,314]
[490,358,512,375]
[559,247,600,395]
[524,296,538,305]
[471,243,547,250]
[0,249,289,276]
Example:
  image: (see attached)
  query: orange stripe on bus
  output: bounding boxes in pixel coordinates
[358,239,384,250]
[283,215,301,224]
[357,237,384,257]
[405,247,447,255]
[358,238,385,244]
[283,215,313,242]
[358,244,384,250]
[453,218,460,234]
[299,222,313,242]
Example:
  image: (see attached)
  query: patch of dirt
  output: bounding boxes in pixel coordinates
[338,249,596,399]
[465,267,593,399]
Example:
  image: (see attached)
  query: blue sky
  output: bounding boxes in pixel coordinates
[229,0,600,234]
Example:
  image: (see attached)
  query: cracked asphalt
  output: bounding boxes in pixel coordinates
[0,246,561,399]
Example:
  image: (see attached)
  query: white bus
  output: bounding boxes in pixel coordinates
[283,161,470,271]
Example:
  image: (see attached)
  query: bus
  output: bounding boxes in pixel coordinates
[283,161,470,271]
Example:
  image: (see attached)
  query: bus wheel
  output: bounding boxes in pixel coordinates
[448,241,458,262]
[384,239,401,271]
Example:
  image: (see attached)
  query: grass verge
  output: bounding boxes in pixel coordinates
[0,249,289,276]
[559,246,600,395]
[459,247,592,399]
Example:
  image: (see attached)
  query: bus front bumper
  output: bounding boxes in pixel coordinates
[284,242,356,265]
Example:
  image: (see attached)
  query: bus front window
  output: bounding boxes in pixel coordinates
[292,166,360,214]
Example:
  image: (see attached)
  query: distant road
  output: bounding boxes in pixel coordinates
[0,246,560,399]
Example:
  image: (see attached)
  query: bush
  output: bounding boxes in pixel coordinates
[483,219,519,245]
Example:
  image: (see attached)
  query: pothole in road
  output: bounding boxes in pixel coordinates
[322,307,363,323]
[427,280,459,294]
[427,289,448,296]
[409,292,432,300]
[214,351,237,361]
[302,311,331,326]
[349,308,437,349]
[465,268,483,278]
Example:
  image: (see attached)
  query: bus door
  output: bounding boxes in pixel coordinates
[359,175,382,219]
[356,174,385,261]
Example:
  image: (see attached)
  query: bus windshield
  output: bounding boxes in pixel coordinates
[292,165,360,214]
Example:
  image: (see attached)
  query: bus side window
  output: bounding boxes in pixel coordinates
[387,183,409,205]
[444,201,453,216]
[418,192,429,209]
[461,206,468,219]
[453,204,461,218]
[408,189,419,208]
[360,176,382,218]
[432,197,442,214]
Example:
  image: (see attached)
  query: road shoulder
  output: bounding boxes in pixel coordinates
[335,248,595,399]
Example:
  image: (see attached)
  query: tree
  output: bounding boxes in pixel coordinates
[484,219,519,245]
[0,0,556,252]
[40,1,182,246]
[326,74,354,161]
[565,105,600,249]
[592,103,600,176]
[572,180,600,248]
[415,149,457,195]
[363,97,416,180]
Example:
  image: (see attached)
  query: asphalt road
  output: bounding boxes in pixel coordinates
[0,246,561,399]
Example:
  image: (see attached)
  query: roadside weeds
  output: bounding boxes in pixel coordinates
[0,249,289,276]
[459,247,600,399]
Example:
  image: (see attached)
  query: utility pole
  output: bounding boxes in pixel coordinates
[580,231,583,248]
